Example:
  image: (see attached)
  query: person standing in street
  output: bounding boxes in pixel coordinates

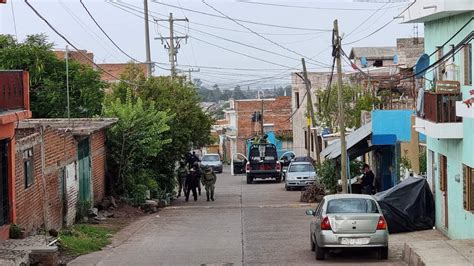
[185,164,200,202]
[176,161,188,198]
[361,163,375,195]
[194,162,202,196]
[201,166,217,201]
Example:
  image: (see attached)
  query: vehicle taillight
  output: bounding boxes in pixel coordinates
[377,216,387,230]
[246,163,251,172]
[321,216,331,230]
[276,162,281,171]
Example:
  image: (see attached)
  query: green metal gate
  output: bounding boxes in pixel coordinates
[78,139,91,203]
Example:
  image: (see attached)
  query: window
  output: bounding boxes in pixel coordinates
[202,155,220,161]
[439,154,447,191]
[373,60,383,67]
[289,163,315,173]
[326,198,379,214]
[23,148,34,188]
[463,164,474,212]
[295,92,300,109]
[464,44,472,86]
[304,131,308,149]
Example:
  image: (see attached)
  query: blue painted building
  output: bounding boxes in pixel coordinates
[402,2,474,239]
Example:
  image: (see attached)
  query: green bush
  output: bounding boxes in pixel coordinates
[316,160,338,194]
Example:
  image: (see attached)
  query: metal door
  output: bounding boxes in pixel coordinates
[78,139,91,202]
[0,139,9,226]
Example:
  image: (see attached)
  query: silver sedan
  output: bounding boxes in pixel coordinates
[306,194,389,261]
[285,162,316,191]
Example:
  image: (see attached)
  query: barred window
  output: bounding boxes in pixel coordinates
[23,148,34,188]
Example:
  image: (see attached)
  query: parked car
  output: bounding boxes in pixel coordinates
[305,194,389,261]
[285,162,316,191]
[245,143,281,184]
[200,154,223,173]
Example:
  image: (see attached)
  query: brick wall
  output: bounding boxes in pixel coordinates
[235,97,292,154]
[91,131,106,205]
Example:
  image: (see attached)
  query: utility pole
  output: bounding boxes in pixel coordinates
[144,0,152,77]
[155,13,188,79]
[187,68,200,82]
[301,58,321,164]
[334,19,348,193]
[261,99,264,136]
[65,45,70,123]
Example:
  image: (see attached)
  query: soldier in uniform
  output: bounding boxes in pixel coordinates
[176,161,188,198]
[185,164,200,202]
[201,166,217,201]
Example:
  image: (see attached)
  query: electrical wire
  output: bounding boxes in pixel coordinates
[235,0,408,11]
[342,0,416,45]
[79,0,141,63]
[151,0,332,32]
[344,2,391,39]
[24,0,143,87]
[10,0,18,40]
[201,0,331,68]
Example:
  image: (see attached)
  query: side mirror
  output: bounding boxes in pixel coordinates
[305,209,315,216]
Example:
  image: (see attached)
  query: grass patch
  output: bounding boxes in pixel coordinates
[60,224,116,255]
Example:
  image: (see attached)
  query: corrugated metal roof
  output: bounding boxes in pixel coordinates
[321,122,372,159]
[349,47,397,60]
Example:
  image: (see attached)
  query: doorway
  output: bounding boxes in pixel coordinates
[0,139,9,226]
[78,139,91,203]
[439,154,448,228]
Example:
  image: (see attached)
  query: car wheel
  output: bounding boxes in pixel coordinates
[315,241,325,260]
[310,236,315,252]
[285,185,290,191]
[246,175,253,184]
[379,247,388,260]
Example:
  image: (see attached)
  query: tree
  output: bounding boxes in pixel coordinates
[232,85,245,99]
[0,34,106,118]
[317,85,378,131]
[108,66,213,194]
[103,89,172,201]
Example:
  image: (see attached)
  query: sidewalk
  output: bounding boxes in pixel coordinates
[401,232,474,265]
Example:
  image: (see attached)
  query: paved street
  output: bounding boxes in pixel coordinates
[71,166,408,265]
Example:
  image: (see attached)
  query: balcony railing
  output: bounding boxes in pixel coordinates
[0,71,29,112]
[423,91,462,123]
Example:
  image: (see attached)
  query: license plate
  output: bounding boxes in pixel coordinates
[341,238,370,245]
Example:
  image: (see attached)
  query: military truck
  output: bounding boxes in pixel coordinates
[245,143,282,184]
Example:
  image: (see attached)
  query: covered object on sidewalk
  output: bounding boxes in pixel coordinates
[374,176,435,233]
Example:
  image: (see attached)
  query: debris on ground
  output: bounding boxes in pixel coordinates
[300,183,326,203]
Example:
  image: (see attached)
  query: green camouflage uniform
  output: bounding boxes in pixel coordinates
[201,168,217,201]
[176,165,189,197]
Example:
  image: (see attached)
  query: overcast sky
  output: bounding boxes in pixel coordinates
[0,0,421,89]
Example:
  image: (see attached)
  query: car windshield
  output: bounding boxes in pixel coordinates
[326,198,379,214]
[202,155,219,161]
[289,164,314,172]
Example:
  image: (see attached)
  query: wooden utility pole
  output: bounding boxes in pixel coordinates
[301,58,321,164]
[334,19,348,193]
[260,99,264,136]
[144,0,152,77]
[155,13,188,79]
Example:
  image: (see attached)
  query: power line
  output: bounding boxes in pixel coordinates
[235,0,408,11]
[151,0,332,32]
[342,0,416,45]
[121,1,327,36]
[344,2,391,39]
[24,0,143,87]
[201,0,331,68]
[10,0,18,39]
[79,0,141,63]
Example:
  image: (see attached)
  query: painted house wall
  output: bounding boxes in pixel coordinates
[372,110,414,144]
[423,12,474,239]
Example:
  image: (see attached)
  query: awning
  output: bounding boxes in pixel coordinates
[321,122,372,160]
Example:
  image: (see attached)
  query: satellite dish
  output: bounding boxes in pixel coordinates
[361,56,368,68]
[414,54,430,78]
[393,54,399,65]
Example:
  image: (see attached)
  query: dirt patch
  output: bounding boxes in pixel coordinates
[58,203,147,265]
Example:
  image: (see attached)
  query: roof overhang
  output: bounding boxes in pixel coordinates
[18,118,118,136]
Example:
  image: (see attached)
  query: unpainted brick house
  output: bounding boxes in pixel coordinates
[14,118,116,236]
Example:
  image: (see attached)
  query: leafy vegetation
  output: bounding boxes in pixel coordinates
[103,88,172,201]
[0,34,105,118]
[105,66,213,199]
[317,85,379,131]
[316,160,338,194]
[60,225,115,255]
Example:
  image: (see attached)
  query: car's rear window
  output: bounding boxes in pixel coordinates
[202,155,220,161]
[289,164,314,172]
[326,198,379,214]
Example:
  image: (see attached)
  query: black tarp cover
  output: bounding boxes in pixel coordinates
[374,176,435,234]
